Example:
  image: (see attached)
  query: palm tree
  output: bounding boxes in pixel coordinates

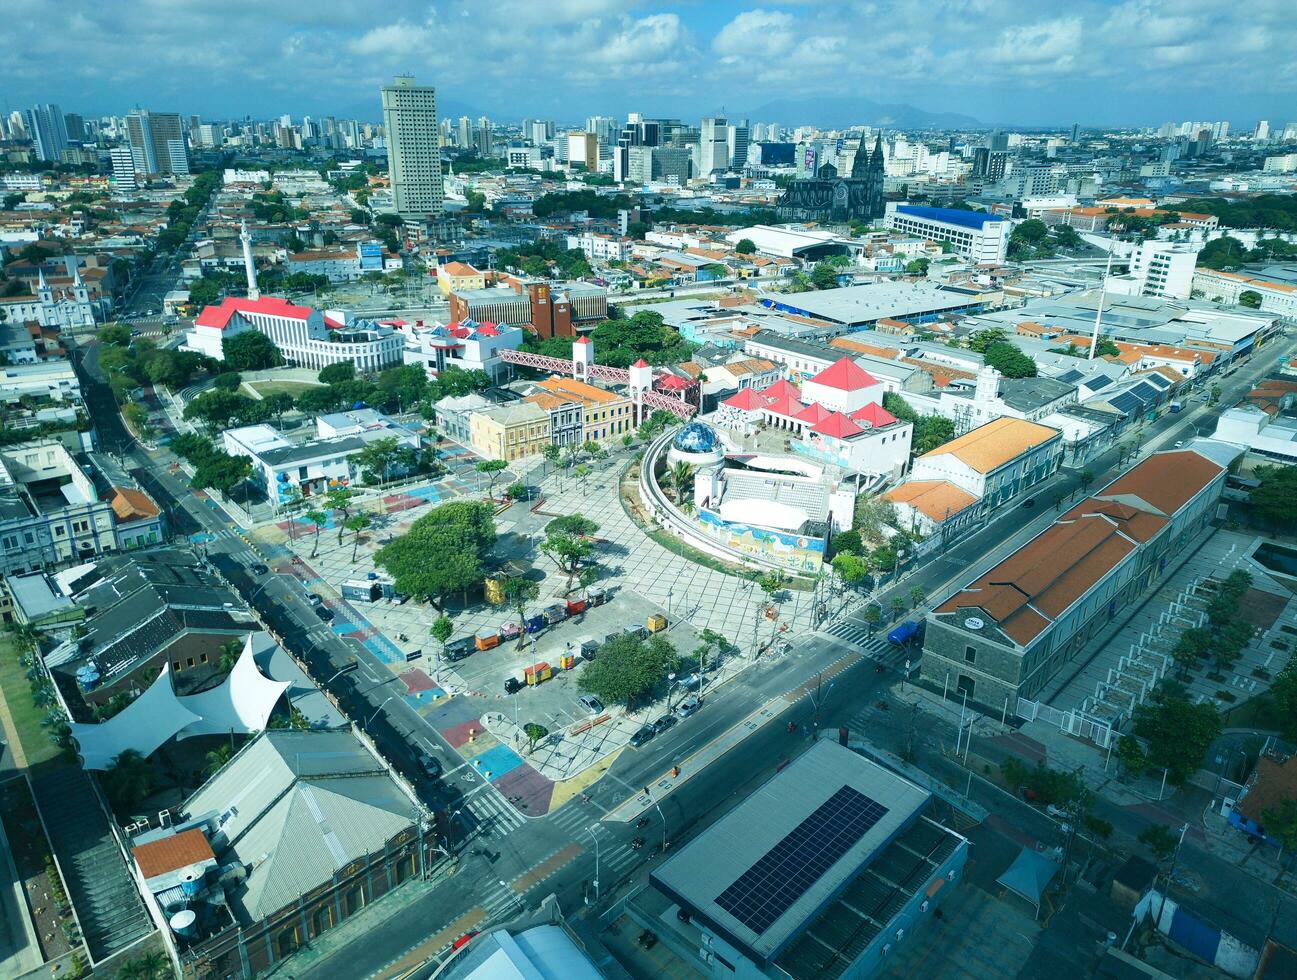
[345,513,372,562]
[909,585,926,610]
[305,509,328,558]
[574,463,590,486]
[204,744,233,777]
[667,460,695,504]
[862,604,882,637]
[116,949,171,980]
[217,638,242,673]
[103,749,153,814]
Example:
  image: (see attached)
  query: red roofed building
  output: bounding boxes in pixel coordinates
[801,357,886,414]
[183,295,404,372]
[922,444,1238,711]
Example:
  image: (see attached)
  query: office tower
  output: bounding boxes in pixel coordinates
[24,104,69,162]
[585,115,617,146]
[380,74,444,221]
[64,113,86,143]
[727,120,750,172]
[567,132,599,169]
[529,120,554,146]
[1070,122,1079,142]
[196,123,221,148]
[439,118,453,147]
[699,117,729,174]
[126,110,187,175]
[475,118,493,156]
[279,113,292,128]
[1255,120,1270,141]
[7,111,26,140]
[457,116,472,149]
[109,147,137,190]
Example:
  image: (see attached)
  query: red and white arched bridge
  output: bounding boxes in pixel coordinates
[498,345,698,421]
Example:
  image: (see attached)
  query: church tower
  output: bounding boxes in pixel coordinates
[864,133,885,220]
[850,133,873,179]
[37,268,53,305]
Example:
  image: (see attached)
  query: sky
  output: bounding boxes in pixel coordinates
[4,0,1295,129]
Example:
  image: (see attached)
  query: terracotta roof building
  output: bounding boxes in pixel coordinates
[920,444,1238,709]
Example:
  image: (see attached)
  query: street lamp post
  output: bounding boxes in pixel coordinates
[655,802,668,853]
[365,695,396,729]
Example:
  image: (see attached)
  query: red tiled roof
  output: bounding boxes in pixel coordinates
[1098,450,1224,516]
[723,388,764,411]
[575,336,592,345]
[808,357,880,392]
[795,402,834,425]
[656,374,692,391]
[132,828,215,879]
[850,403,898,428]
[631,358,650,368]
[764,393,807,418]
[194,295,313,330]
[759,378,801,401]
[810,411,863,439]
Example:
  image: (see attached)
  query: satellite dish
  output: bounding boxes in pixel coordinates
[965,617,984,630]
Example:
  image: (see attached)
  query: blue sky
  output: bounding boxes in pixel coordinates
[4,0,1294,128]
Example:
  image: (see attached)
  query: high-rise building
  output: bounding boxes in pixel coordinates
[1255,120,1270,141]
[699,117,729,174]
[23,104,69,162]
[566,132,599,170]
[727,120,750,173]
[475,117,493,156]
[64,113,86,143]
[125,110,188,175]
[109,147,137,191]
[528,120,553,146]
[457,116,472,149]
[380,74,444,221]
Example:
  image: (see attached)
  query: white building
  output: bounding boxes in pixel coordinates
[907,366,1078,434]
[1212,405,1297,463]
[1192,270,1297,320]
[222,421,419,509]
[884,204,1010,264]
[0,359,81,405]
[565,232,631,264]
[799,357,888,414]
[182,296,404,372]
[401,318,523,384]
[1105,241,1198,300]
[0,267,104,329]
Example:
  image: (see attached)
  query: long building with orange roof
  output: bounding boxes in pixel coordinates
[919,441,1239,709]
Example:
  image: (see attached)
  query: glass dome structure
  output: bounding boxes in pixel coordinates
[673,421,720,455]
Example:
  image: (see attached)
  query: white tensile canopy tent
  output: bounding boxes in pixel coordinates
[70,634,290,770]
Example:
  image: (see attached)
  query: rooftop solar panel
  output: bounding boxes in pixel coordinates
[714,785,888,934]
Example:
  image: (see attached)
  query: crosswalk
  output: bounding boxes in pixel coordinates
[823,621,894,660]
[462,789,526,841]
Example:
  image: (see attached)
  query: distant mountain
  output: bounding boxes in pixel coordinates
[742,96,980,131]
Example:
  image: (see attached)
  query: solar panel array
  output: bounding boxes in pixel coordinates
[714,785,889,934]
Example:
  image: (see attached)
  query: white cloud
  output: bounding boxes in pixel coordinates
[712,9,797,61]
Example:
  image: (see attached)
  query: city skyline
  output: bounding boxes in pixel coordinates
[4,0,1295,127]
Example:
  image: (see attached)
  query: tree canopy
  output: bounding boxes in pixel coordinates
[1251,465,1297,526]
[577,632,677,708]
[222,331,283,371]
[1130,681,1221,785]
[375,500,497,608]
[983,341,1038,379]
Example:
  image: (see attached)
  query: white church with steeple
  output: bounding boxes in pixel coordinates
[0,258,103,329]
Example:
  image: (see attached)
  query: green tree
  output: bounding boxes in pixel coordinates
[1262,798,1297,854]
[345,513,371,561]
[735,237,757,255]
[966,328,1008,353]
[204,744,234,777]
[577,633,677,708]
[502,575,540,648]
[540,514,600,590]
[541,443,562,474]
[303,508,328,557]
[909,585,926,609]
[1078,469,1095,494]
[1138,824,1179,862]
[831,552,869,589]
[758,570,786,598]
[318,361,355,385]
[1251,465,1297,526]
[429,613,453,664]
[523,722,549,752]
[190,451,252,499]
[356,436,401,484]
[666,460,695,505]
[890,596,907,619]
[222,331,283,370]
[476,458,508,499]
[862,604,883,635]
[1238,290,1263,309]
[97,323,132,347]
[1196,235,1250,271]
[1172,627,1212,677]
[1132,682,1221,785]
[374,499,497,609]
[983,342,1038,379]
[1267,662,1297,743]
[103,749,153,814]
[326,486,357,541]
[905,258,930,275]
[809,262,841,290]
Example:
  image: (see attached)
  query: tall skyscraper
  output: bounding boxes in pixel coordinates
[457,116,472,149]
[64,113,86,143]
[1255,120,1270,141]
[126,110,188,175]
[24,104,69,162]
[727,120,750,171]
[380,75,444,221]
[699,117,729,174]
[109,147,137,191]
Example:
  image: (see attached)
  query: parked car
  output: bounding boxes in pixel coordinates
[314,605,334,622]
[249,562,269,575]
[682,672,702,690]
[306,592,323,607]
[652,715,677,735]
[629,725,657,747]
[578,694,605,716]
[444,636,476,661]
[504,676,524,695]
[1021,497,1035,509]
[419,754,442,779]
[676,695,702,718]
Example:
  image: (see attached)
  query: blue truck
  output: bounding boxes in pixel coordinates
[887,620,924,647]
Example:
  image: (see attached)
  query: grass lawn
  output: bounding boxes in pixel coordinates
[0,636,63,768]
[244,379,325,399]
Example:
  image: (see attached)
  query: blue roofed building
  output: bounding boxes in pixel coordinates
[884,203,1010,264]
